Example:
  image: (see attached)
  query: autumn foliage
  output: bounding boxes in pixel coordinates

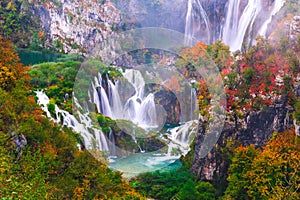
[0,37,143,199]
[225,130,300,199]
[0,36,29,91]
[178,36,300,119]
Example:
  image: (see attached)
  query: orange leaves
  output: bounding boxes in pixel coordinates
[38,31,44,38]
[0,36,29,91]
[181,42,207,62]
[73,187,85,199]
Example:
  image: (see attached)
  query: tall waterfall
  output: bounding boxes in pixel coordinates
[91,69,158,128]
[223,0,262,51]
[258,0,286,37]
[222,0,241,47]
[184,0,210,45]
[183,0,285,51]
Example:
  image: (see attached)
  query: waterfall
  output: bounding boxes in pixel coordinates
[108,129,117,156]
[169,121,196,147]
[190,87,197,120]
[258,0,286,37]
[183,0,286,51]
[294,120,300,136]
[223,0,262,51]
[184,0,210,45]
[222,0,241,47]
[36,91,110,153]
[92,69,159,129]
[108,79,123,119]
[136,93,157,127]
[164,120,198,156]
[131,130,145,153]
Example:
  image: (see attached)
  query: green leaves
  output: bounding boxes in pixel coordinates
[130,167,216,200]
[242,67,256,85]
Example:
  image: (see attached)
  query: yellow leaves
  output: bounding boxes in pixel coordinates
[73,187,85,199]
[5,2,16,11]
[241,130,300,199]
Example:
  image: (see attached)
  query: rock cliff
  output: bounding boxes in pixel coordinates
[191,96,295,184]
[31,0,121,53]
[25,0,291,53]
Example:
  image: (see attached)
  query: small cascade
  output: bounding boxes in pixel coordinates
[36,91,110,153]
[223,0,262,51]
[294,120,300,136]
[258,0,286,37]
[190,87,197,120]
[92,75,113,118]
[94,129,110,151]
[99,86,113,117]
[108,129,117,156]
[164,120,198,156]
[91,69,159,129]
[169,121,197,147]
[132,130,145,153]
[184,0,210,45]
[36,91,53,119]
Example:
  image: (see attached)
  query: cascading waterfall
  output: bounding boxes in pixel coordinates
[92,75,113,117]
[222,0,241,47]
[223,0,262,51]
[107,79,123,119]
[165,120,198,156]
[258,0,286,37]
[37,67,199,177]
[184,0,210,45]
[183,0,285,51]
[36,91,110,152]
[91,69,158,128]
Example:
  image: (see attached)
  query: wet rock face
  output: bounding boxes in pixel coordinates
[32,0,121,53]
[154,89,181,125]
[191,96,294,181]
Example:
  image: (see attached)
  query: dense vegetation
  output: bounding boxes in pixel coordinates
[0,37,143,199]
[176,37,300,124]
[1,30,300,198]
[224,130,300,200]
[1,0,300,198]
[0,0,41,48]
[130,167,216,200]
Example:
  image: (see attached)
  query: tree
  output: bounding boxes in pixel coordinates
[242,67,256,85]
[246,130,300,199]
[224,130,300,200]
[224,145,258,200]
[176,179,199,200]
[0,36,29,91]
